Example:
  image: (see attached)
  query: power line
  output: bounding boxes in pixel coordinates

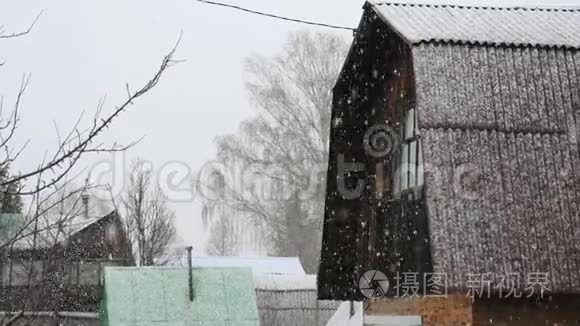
[193,0,356,31]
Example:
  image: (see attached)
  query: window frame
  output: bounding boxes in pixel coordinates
[393,108,424,199]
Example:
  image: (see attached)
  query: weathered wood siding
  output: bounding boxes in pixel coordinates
[318,7,429,300]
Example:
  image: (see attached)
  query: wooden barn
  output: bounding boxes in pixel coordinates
[318,2,580,324]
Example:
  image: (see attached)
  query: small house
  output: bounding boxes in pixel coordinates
[0,210,132,316]
[318,2,580,324]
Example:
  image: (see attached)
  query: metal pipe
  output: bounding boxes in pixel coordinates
[0,312,99,319]
[81,193,90,219]
[349,300,355,317]
[186,246,194,301]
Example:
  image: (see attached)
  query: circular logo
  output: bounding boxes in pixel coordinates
[363,124,398,158]
[359,270,390,299]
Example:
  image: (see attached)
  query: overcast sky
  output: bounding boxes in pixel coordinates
[0,0,577,254]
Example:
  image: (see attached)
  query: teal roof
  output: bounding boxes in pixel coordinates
[0,213,23,244]
[0,213,22,230]
[101,266,260,326]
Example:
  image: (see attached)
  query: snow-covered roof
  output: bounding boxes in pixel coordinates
[163,256,306,275]
[254,274,316,290]
[3,212,116,250]
[371,2,580,48]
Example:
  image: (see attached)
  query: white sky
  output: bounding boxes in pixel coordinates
[0,0,577,253]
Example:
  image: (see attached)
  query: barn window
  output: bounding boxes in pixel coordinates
[393,108,423,197]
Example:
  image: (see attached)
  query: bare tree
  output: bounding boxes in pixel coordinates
[0,15,179,247]
[205,214,239,256]
[121,160,176,266]
[200,31,348,272]
[0,12,179,325]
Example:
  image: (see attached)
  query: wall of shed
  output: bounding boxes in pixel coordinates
[473,295,580,325]
[413,43,580,293]
[367,294,580,325]
[319,6,431,300]
[366,294,473,326]
[256,289,339,326]
[0,285,101,312]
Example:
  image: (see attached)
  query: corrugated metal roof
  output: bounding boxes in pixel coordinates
[3,212,114,250]
[412,44,579,132]
[371,2,580,48]
[414,43,580,292]
[102,266,260,325]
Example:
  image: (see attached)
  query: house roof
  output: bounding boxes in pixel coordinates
[254,274,316,290]
[101,266,260,325]
[371,2,580,49]
[164,256,307,275]
[0,213,22,245]
[1,211,117,251]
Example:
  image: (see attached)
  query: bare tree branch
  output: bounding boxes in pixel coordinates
[0,10,43,39]
[3,310,23,326]
[0,37,181,194]
[0,12,181,323]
